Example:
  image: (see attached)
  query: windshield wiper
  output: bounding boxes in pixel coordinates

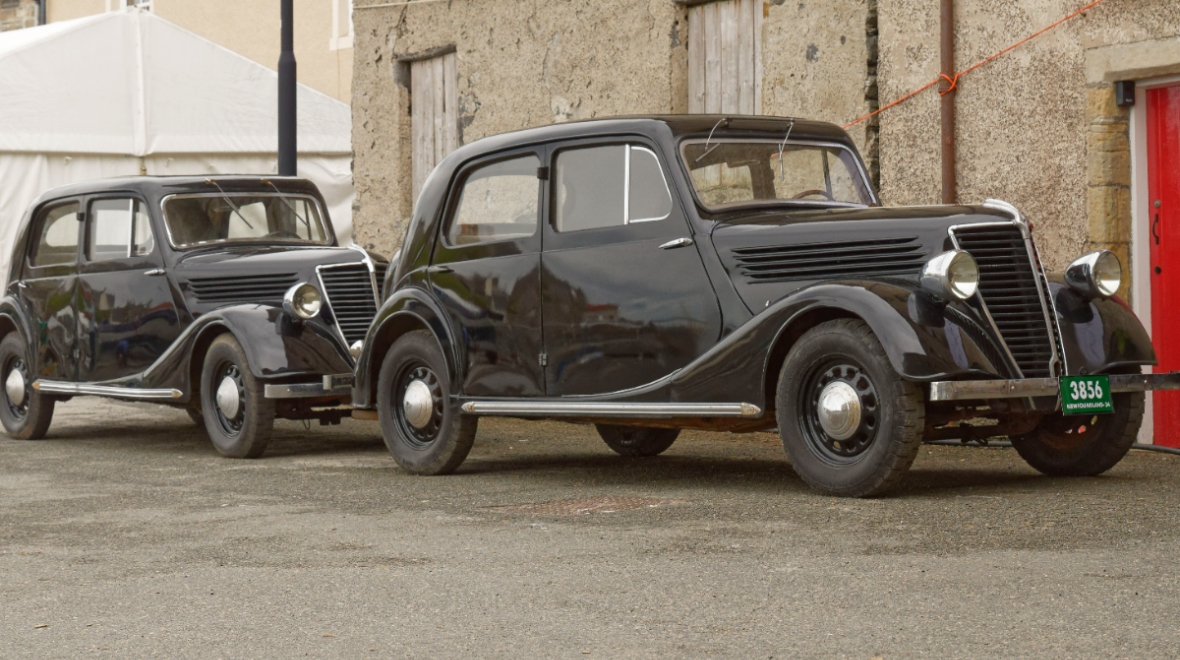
[776,119,796,182]
[694,117,730,164]
[261,178,314,236]
[204,179,254,230]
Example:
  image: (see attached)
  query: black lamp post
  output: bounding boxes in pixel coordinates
[278,0,297,176]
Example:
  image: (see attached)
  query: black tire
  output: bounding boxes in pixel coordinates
[1011,389,1144,477]
[596,424,679,457]
[776,319,925,497]
[377,330,476,475]
[199,334,273,458]
[0,333,54,440]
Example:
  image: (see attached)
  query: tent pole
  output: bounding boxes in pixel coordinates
[278,0,297,176]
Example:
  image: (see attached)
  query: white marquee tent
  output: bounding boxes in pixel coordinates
[0,8,354,286]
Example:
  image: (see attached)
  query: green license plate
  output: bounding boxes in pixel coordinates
[1060,375,1114,415]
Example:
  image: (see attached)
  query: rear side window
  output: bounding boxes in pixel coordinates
[447,155,540,246]
[553,144,673,233]
[30,202,80,267]
[87,198,154,261]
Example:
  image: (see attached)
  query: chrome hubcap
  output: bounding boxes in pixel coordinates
[5,368,26,407]
[817,381,861,441]
[216,376,241,419]
[403,379,434,429]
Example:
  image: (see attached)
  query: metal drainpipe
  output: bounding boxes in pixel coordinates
[277,0,297,176]
[940,0,956,204]
[36,0,46,25]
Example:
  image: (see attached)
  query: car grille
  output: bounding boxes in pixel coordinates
[373,262,388,300]
[188,273,299,304]
[318,264,379,346]
[951,223,1057,378]
[731,237,927,282]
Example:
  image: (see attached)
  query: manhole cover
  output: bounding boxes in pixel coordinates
[489,496,684,516]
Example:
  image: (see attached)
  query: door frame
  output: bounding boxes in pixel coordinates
[1130,73,1180,445]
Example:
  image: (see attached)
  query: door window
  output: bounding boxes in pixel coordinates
[87,198,154,261]
[447,155,540,246]
[553,144,672,233]
[30,202,81,267]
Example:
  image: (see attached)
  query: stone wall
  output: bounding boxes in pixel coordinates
[0,0,38,32]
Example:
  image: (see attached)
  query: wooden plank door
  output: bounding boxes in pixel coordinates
[687,0,762,115]
[411,51,459,205]
[1147,84,1180,448]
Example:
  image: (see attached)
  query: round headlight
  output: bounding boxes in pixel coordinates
[283,282,323,319]
[1066,250,1121,299]
[921,250,979,302]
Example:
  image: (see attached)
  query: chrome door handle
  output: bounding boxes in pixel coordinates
[427,265,453,274]
[144,268,165,276]
[659,237,694,250]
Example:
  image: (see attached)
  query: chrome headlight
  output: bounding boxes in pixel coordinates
[1065,250,1121,299]
[283,282,323,319]
[920,250,979,301]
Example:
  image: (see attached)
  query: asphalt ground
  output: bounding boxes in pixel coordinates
[2,397,1180,658]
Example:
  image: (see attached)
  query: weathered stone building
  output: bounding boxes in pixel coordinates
[0,0,39,32]
[352,0,1176,289]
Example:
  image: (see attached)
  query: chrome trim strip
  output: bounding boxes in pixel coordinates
[32,380,182,400]
[929,372,1180,402]
[460,400,762,418]
[264,381,352,399]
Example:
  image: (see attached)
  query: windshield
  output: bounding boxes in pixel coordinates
[680,140,874,210]
[162,194,330,248]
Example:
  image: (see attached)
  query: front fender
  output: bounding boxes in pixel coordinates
[351,286,459,409]
[140,305,353,396]
[0,294,35,362]
[1049,275,1156,375]
[669,281,1006,408]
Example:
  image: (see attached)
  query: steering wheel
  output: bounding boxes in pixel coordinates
[791,189,836,201]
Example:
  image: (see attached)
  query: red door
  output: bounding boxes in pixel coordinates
[1147,85,1180,447]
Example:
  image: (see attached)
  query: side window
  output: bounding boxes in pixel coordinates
[87,199,154,261]
[30,202,81,268]
[554,144,672,233]
[447,155,540,246]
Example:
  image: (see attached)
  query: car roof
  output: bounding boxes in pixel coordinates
[29,175,322,204]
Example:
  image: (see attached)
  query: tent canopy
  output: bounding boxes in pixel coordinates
[0,8,355,287]
[0,8,352,156]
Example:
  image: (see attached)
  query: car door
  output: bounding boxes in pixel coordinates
[17,200,83,382]
[541,139,722,396]
[76,196,181,383]
[428,149,546,397]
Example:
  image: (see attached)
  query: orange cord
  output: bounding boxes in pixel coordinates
[845,0,1112,128]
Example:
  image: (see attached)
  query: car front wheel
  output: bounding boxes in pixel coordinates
[776,319,925,497]
[377,331,476,475]
[0,334,55,440]
[1010,387,1144,477]
[199,334,274,458]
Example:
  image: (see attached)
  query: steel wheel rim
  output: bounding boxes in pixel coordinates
[798,359,880,465]
[212,361,247,438]
[1039,414,1108,451]
[2,354,30,421]
[393,362,444,449]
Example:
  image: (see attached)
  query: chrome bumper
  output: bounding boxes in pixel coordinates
[928,372,1180,402]
[264,374,354,399]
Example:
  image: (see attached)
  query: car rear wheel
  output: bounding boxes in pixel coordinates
[377,330,476,475]
[200,334,273,458]
[596,424,679,457]
[776,319,925,497]
[0,334,55,440]
[1010,388,1144,477]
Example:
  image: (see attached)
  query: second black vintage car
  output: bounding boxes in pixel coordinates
[0,176,385,457]
[351,115,1178,497]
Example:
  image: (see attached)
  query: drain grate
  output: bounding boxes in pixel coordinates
[489,496,684,516]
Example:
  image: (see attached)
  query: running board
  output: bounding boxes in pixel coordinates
[33,380,182,400]
[459,400,762,418]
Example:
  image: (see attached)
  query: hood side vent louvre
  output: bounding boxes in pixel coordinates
[731,237,926,282]
[188,273,299,304]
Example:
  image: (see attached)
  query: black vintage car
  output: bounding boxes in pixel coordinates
[0,176,385,458]
[354,115,1178,496]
